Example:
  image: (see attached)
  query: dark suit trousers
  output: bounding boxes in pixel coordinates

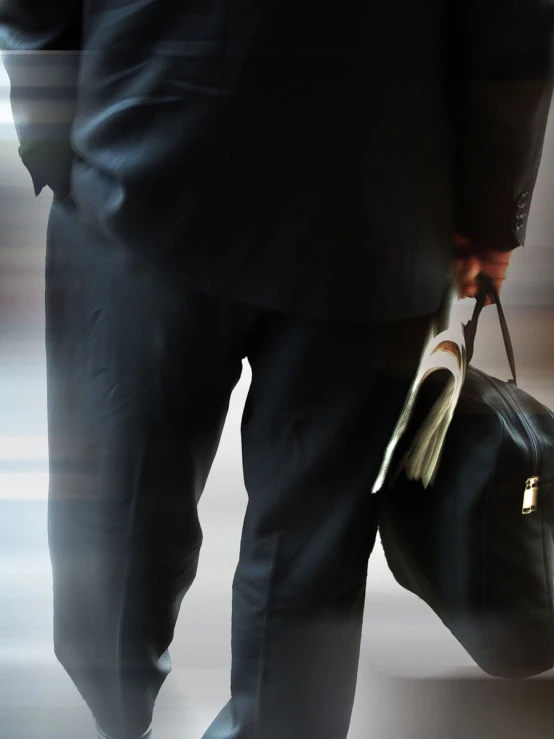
[45,196,433,739]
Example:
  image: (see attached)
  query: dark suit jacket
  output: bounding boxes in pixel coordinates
[1,1,552,322]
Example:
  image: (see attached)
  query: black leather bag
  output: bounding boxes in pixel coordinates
[378,275,554,678]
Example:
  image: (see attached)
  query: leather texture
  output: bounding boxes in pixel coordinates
[379,277,554,678]
[1,1,553,321]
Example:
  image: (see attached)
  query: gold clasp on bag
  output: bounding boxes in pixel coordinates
[522,476,540,514]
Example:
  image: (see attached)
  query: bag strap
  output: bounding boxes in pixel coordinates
[463,274,517,385]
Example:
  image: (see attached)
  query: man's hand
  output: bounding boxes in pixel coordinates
[453,234,514,305]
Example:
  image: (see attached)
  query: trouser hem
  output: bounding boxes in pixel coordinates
[94,718,153,739]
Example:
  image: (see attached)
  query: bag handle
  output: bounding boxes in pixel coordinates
[464,273,518,385]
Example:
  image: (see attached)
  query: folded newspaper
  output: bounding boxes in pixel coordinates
[371,278,467,492]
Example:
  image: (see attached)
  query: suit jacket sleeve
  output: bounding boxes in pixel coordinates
[0,0,82,197]
[453,0,554,251]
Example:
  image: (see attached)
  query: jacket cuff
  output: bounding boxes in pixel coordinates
[455,189,530,252]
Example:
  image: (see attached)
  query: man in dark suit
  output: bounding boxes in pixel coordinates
[1,2,552,738]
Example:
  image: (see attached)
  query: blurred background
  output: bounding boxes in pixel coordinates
[1,58,554,738]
